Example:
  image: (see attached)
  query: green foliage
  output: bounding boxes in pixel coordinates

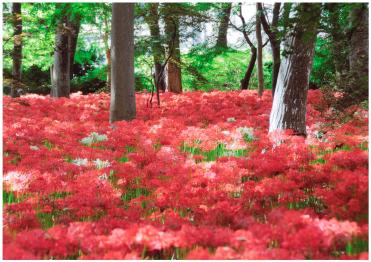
[183,46,269,91]
[311,36,335,86]
[2,2,360,98]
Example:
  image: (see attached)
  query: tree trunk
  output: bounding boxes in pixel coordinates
[51,4,71,98]
[271,44,280,96]
[241,47,257,90]
[11,3,22,98]
[164,6,182,93]
[106,48,111,88]
[68,18,80,80]
[344,4,368,106]
[258,3,281,96]
[110,3,136,122]
[256,4,264,97]
[102,13,111,89]
[146,3,166,92]
[215,3,232,49]
[269,3,321,136]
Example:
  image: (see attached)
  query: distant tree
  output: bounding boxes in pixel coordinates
[257,3,281,96]
[215,3,232,49]
[230,3,256,90]
[340,4,368,108]
[269,3,322,136]
[162,3,182,93]
[110,3,136,122]
[51,3,71,98]
[144,3,166,92]
[68,15,81,80]
[256,3,264,97]
[11,3,22,98]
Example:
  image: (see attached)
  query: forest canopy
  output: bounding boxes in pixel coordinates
[3,2,368,107]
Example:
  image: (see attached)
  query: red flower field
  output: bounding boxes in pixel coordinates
[3,90,368,259]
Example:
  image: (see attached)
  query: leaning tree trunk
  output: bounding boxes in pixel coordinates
[11,3,22,98]
[241,47,257,90]
[110,3,136,122]
[256,4,264,97]
[215,3,232,49]
[269,3,321,136]
[146,3,166,92]
[164,6,182,94]
[51,4,71,98]
[68,17,80,80]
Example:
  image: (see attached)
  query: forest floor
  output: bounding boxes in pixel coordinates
[3,90,369,259]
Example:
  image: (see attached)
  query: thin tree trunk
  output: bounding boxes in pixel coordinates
[110,3,136,122]
[241,47,257,90]
[68,18,80,80]
[215,3,232,49]
[51,4,71,98]
[271,44,280,96]
[164,5,182,93]
[269,3,321,136]
[103,13,111,89]
[106,48,111,88]
[11,3,22,98]
[256,4,264,97]
[258,3,281,96]
[231,3,257,90]
[146,3,166,92]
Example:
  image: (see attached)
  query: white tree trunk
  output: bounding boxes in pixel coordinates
[269,4,321,136]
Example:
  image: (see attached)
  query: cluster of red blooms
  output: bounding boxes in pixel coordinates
[3,90,368,259]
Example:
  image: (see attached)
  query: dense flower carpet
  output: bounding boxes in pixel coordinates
[3,90,368,259]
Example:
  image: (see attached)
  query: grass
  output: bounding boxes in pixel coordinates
[345,237,368,256]
[309,158,327,165]
[287,195,327,213]
[48,191,70,200]
[42,139,54,150]
[3,191,25,204]
[117,145,136,163]
[181,143,248,162]
[121,187,150,203]
[37,210,66,229]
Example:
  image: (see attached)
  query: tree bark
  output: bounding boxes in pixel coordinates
[51,4,71,98]
[11,3,22,98]
[215,3,232,49]
[164,5,182,93]
[241,47,257,90]
[258,3,281,96]
[145,3,166,92]
[345,4,368,106]
[68,17,80,80]
[256,4,264,97]
[269,3,321,136]
[230,3,257,90]
[110,3,136,122]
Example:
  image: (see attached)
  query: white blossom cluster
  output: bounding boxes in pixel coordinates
[80,132,107,145]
